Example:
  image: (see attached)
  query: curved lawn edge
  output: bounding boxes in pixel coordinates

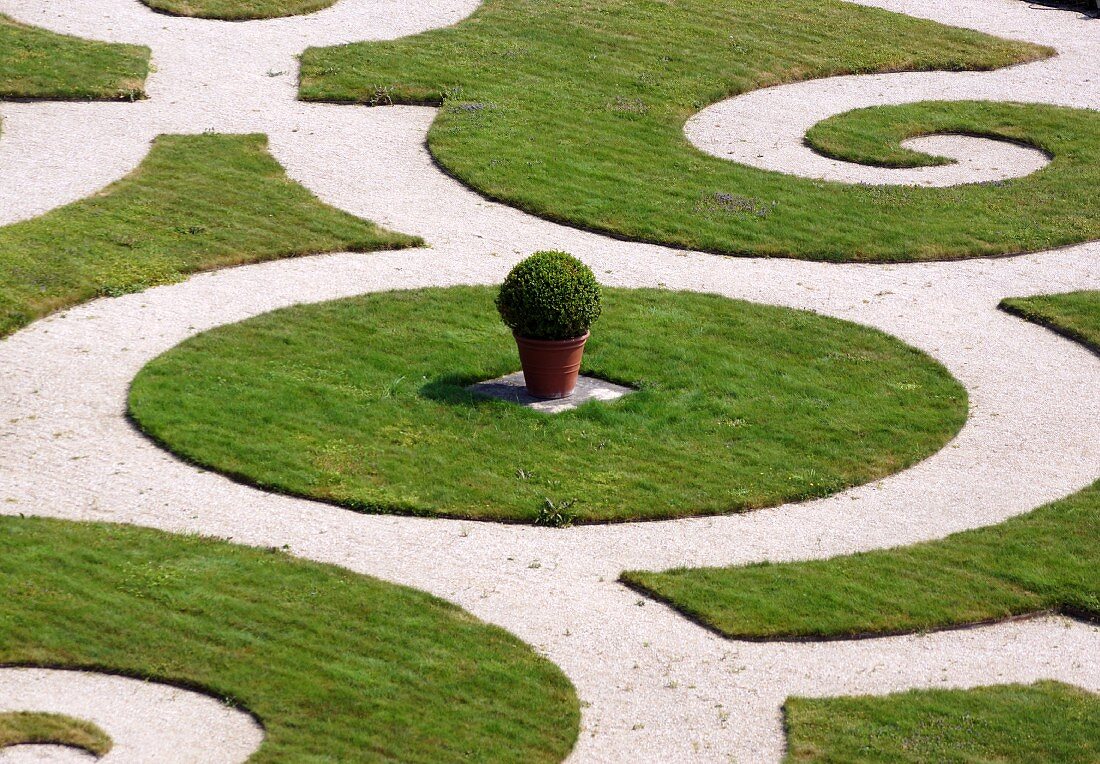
[0,711,112,757]
[802,101,1058,170]
[138,0,337,22]
[999,291,1100,356]
[621,483,1099,641]
[126,287,967,524]
[0,133,421,339]
[621,294,1100,641]
[0,515,580,762]
[0,15,149,101]
[294,0,1100,262]
[783,681,1100,763]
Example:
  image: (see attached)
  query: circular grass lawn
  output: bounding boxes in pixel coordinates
[141,0,335,20]
[128,287,967,524]
[0,516,579,762]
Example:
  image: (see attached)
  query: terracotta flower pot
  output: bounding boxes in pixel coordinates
[514,332,590,399]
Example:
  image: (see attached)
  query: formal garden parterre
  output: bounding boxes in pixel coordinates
[0,0,1098,761]
[0,516,580,762]
[623,292,1100,640]
[300,0,1100,261]
[126,285,966,524]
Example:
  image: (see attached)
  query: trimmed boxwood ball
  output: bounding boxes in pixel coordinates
[496,251,602,341]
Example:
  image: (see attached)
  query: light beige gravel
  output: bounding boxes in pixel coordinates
[0,0,1098,761]
[0,669,263,762]
[686,0,1097,185]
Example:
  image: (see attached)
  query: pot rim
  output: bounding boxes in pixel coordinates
[513,331,590,347]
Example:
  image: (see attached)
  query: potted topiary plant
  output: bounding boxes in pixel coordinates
[496,251,602,399]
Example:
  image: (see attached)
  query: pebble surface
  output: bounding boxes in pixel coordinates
[0,0,1097,761]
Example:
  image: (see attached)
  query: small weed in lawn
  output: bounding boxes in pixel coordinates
[536,498,578,528]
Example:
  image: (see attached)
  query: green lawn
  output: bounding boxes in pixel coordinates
[622,294,1100,640]
[0,516,579,762]
[0,712,112,757]
[299,0,1100,262]
[141,0,336,21]
[804,101,1063,169]
[1000,291,1100,355]
[0,15,148,100]
[128,286,966,524]
[785,682,1100,763]
[623,480,1099,639]
[0,133,420,338]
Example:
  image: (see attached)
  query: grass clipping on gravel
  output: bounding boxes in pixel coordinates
[622,294,1100,640]
[784,682,1100,764]
[0,712,112,757]
[141,0,336,21]
[128,286,966,524]
[300,0,1100,261]
[0,15,148,100]
[0,516,579,762]
[0,133,420,338]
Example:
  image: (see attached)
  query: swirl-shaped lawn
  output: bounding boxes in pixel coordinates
[300,0,1100,261]
[140,0,336,21]
[128,287,967,524]
[0,516,578,762]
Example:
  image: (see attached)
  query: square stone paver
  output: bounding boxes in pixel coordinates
[466,372,634,414]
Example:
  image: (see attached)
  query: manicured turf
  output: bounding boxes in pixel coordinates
[128,286,966,524]
[785,682,1100,763]
[622,296,1100,639]
[299,0,1100,261]
[0,712,111,756]
[0,133,419,338]
[0,15,148,100]
[1000,291,1100,355]
[804,100,1065,169]
[0,516,579,762]
[141,0,336,21]
[624,480,1099,639]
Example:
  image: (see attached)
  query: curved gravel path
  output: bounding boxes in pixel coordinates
[0,669,263,762]
[0,0,1098,761]
[687,0,1097,185]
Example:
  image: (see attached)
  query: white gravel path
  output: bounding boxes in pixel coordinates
[687,0,1097,185]
[0,669,263,762]
[0,0,1097,761]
